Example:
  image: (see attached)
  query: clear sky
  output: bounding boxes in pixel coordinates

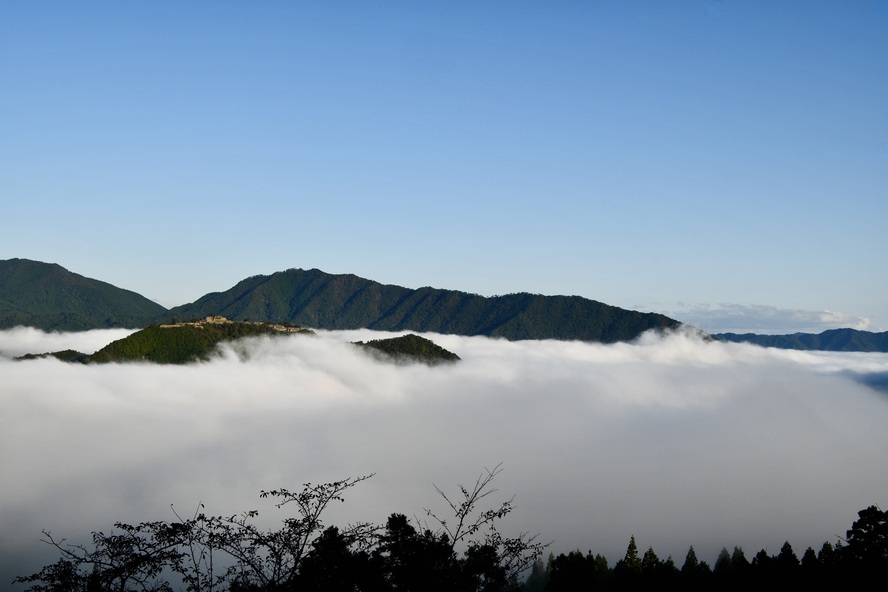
[2,1,886,333]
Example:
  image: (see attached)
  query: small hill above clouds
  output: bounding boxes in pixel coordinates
[19,317,313,365]
[167,268,680,343]
[88,319,307,364]
[354,334,461,365]
[17,320,461,366]
[0,258,167,330]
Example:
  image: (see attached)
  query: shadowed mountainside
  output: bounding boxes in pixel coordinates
[5,259,886,351]
[715,328,888,352]
[0,258,167,330]
[167,268,680,343]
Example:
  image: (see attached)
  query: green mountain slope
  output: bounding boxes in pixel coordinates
[0,259,167,330]
[18,322,460,366]
[20,319,311,364]
[168,268,679,342]
[715,329,888,352]
[89,322,285,364]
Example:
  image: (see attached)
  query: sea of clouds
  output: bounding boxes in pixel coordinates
[647,303,875,334]
[2,327,888,583]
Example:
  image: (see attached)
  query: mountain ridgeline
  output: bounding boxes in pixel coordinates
[4,259,888,351]
[168,268,679,343]
[0,259,676,342]
[0,259,166,330]
[715,328,888,352]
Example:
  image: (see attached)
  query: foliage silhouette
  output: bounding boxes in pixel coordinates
[15,469,544,592]
[16,477,888,592]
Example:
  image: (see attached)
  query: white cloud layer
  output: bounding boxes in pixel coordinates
[0,327,138,359]
[2,328,888,583]
[653,303,874,334]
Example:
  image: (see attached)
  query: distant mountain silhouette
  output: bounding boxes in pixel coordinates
[167,268,680,342]
[715,328,888,352]
[0,258,166,330]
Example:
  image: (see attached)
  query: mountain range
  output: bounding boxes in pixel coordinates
[715,329,888,353]
[0,259,677,343]
[2,258,885,351]
[166,267,679,342]
[0,258,166,330]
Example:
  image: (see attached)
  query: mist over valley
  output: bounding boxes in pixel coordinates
[4,2,886,587]
[3,326,887,585]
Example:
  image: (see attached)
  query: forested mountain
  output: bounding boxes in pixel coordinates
[0,258,166,330]
[6,259,886,351]
[0,259,677,341]
[168,268,679,343]
[715,328,888,352]
[15,319,294,364]
[18,321,460,366]
[88,321,297,364]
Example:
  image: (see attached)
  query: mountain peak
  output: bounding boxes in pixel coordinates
[1,259,681,342]
[169,267,679,342]
[0,259,167,331]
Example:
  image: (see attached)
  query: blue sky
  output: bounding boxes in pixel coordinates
[2,1,886,333]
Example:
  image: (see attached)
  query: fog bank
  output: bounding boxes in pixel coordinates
[2,328,887,582]
[0,326,137,358]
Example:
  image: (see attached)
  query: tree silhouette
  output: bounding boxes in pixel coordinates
[545,550,596,592]
[845,505,888,565]
[520,558,547,592]
[18,484,888,592]
[680,545,699,575]
[379,513,459,592]
[422,464,546,582]
[297,526,385,592]
[640,546,660,575]
[15,469,543,592]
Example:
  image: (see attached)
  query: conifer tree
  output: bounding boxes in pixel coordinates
[730,546,749,570]
[623,536,641,571]
[641,546,661,574]
[713,547,732,577]
[681,545,699,575]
